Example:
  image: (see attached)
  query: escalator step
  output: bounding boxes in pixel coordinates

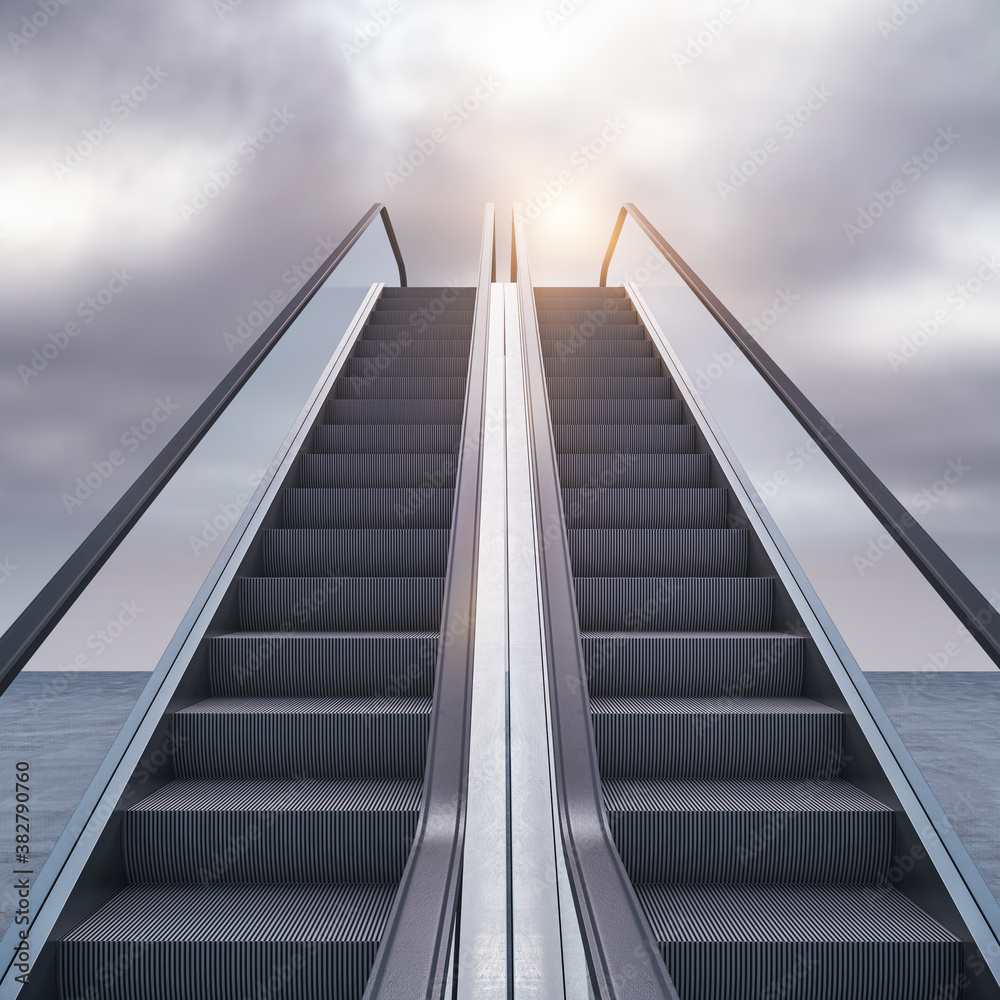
[554,425,694,454]
[581,633,804,698]
[542,339,654,358]
[604,778,891,882]
[61,882,396,1000]
[299,454,459,487]
[567,529,748,577]
[549,399,683,425]
[283,488,455,528]
[557,454,711,488]
[209,633,438,698]
[562,488,726,528]
[239,577,445,632]
[335,376,468,400]
[344,357,469,378]
[327,399,466,424]
[636,883,960,1000]
[172,697,432,779]
[535,287,628,298]
[262,528,450,577]
[545,376,670,399]
[539,311,640,327]
[353,338,471,357]
[542,357,663,377]
[311,424,461,454]
[590,696,843,779]
[575,577,774,631]
[123,777,421,882]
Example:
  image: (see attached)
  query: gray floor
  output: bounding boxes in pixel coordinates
[0,671,150,934]
[867,671,1000,899]
[1,670,998,938]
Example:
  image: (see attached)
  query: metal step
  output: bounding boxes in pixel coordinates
[562,488,727,529]
[546,376,671,399]
[556,453,711,488]
[299,454,459,488]
[567,528,749,577]
[239,576,446,631]
[637,883,960,1000]
[604,778,892,882]
[542,338,655,358]
[172,696,432,778]
[575,577,775,631]
[261,528,450,576]
[312,424,461,454]
[542,356,663,377]
[553,424,692,454]
[209,633,438,697]
[61,883,396,1000]
[590,696,843,779]
[283,488,455,528]
[580,632,804,697]
[123,777,421,882]
[548,398,684,425]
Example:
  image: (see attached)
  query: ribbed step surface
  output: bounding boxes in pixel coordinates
[563,489,726,528]
[60,286,476,999]
[173,696,432,778]
[536,286,955,999]
[637,884,960,1000]
[209,633,437,697]
[283,489,455,528]
[591,696,843,779]
[581,632,804,697]
[123,777,421,882]
[61,883,395,1000]
[605,778,891,882]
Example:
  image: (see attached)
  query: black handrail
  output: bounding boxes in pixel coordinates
[363,204,496,999]
[0,203,406,697]
[513,204,680,999]
[601,202,1000,668]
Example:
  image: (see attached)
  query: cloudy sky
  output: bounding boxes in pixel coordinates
[1,0,999,675]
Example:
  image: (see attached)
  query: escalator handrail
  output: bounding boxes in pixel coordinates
[0,203,406,698]
[362,204,496,1000]
[512,205,681,1000]
[600,202,1000,670]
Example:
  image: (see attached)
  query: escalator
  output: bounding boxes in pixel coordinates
[29,285,479,999]
[529,285,970,999]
